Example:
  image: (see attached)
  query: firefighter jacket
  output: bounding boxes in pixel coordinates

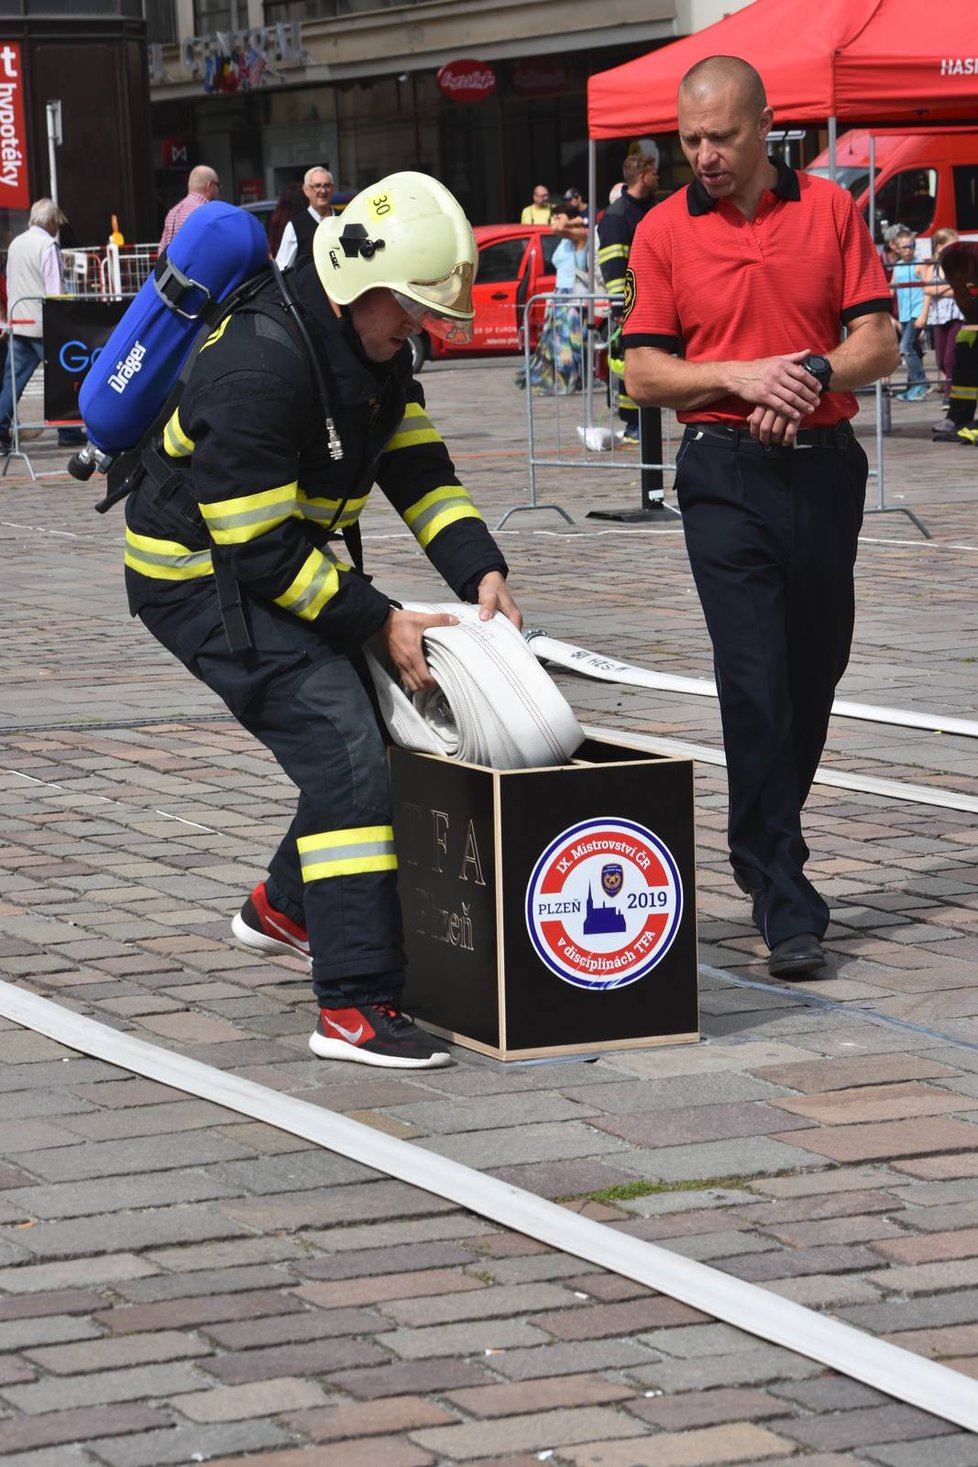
[597,191,656,305]
[124,265,508,647]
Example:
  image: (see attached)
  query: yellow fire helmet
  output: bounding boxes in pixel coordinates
[312,171,477,344]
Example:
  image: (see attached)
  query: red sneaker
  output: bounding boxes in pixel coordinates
[231,882,311,963]
[309,1003,452,1069]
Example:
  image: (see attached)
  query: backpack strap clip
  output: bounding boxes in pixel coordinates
[154,252,214,322]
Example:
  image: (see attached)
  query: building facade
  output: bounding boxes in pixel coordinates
[147,0,755,232]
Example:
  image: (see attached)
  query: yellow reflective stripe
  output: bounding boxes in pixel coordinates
[297,489,368,529]
[950,386,978,400]
[200,315,233,353]
[296,824,397,882]
[200,482,298,544]
[123,527,213,581]
[385,402,442,453]
[598,243,627,263]
[163,408,194,458]
[958,327,977,344]
[274,546,347,620]
[402,485,481,549]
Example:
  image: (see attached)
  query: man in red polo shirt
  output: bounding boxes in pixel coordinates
[623,55,898,979]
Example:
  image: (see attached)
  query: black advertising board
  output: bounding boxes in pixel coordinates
[390,736,699,1060]
[43,298,128,423]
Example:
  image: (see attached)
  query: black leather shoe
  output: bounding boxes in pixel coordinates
[768,932,826,979]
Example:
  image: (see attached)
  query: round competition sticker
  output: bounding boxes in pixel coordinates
[525,817,682,990]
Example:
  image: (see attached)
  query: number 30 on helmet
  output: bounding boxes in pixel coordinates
[312,171,477,344]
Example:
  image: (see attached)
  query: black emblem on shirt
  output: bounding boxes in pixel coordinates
[622,267,636,323]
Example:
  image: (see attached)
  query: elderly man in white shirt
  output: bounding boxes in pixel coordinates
[274,166,336,271]
[1,197,84,453]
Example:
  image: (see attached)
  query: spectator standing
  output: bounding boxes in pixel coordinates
[514,202,587,395]
[916,227,964,401]
[0,198,85,454]
[521,185,552,225]
[597,148,659,440]
[159,165,220,251]
[562,187,589,225]
[267,180,306,259]
[275,166,336,270]
[890,228,928,400]
[622,55,897,978]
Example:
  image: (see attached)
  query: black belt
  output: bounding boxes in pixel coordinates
[684,421,855,451]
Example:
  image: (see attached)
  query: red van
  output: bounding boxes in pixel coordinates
[807,128,978,244]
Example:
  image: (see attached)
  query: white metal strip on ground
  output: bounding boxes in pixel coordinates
[581,724,978,815]
[529,633,978,741]
[1,980,976,1431]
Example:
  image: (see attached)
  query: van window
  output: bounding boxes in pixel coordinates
[876,168,937,236]
[953,166,978,232]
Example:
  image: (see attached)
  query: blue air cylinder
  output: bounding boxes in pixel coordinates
[78,202,270,458]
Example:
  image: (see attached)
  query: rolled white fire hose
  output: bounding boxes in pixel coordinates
[364,603,583,770]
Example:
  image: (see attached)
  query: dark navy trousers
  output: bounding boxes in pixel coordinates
[674,428,868,948]
[138,589,406,1008]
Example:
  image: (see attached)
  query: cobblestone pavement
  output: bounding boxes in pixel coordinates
[1,362,978,1465]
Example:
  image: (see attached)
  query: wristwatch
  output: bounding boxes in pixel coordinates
[801,353,833,393]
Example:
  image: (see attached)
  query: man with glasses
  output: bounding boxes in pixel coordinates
[123,173,520,1069]
[275,166,336,271]
[158,165,220,251]
[521,185,552,225]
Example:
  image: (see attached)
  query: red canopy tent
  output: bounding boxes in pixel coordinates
[588,0,978,138]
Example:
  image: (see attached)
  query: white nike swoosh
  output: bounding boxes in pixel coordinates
[267,915,310,953]
[323,1017,365,1043]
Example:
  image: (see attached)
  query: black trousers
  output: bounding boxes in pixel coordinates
[675,428,868,948]
[948,325,978,427]
[138,589,406,1008]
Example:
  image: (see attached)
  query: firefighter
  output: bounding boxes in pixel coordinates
[123,172,521,1069]
[597,150,659,440]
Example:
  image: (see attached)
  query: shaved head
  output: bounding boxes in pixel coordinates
[679,56,767,115]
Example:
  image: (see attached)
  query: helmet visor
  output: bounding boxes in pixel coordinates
[392,288,474,344]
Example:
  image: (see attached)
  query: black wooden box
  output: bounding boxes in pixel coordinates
[390,734,699,1060]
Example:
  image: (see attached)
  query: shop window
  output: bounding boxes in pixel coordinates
[953,166,978,232]
[876,168,937,236]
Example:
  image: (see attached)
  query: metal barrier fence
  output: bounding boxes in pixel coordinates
[499,288,930,539]
[61,243,158,299]
[497,289,681,530]
[1,291,135,482]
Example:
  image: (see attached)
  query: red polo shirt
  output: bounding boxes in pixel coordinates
[620,159,891,427]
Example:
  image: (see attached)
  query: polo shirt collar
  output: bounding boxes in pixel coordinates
[687,156,800,215]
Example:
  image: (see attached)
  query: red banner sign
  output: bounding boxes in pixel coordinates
[437,59,497,104]
[0,41,30,211]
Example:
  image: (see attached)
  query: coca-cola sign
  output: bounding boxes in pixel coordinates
[437,59,497,104]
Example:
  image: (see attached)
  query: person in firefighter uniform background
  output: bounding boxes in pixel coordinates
[123,173,521,1070]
